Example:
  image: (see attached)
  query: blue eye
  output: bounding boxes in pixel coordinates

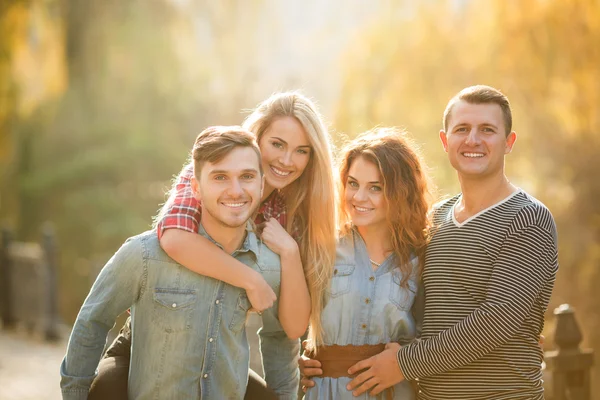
[370,186,382,192]
[348,181,359,188]
[297,148,309,155]
[272,142,283,149]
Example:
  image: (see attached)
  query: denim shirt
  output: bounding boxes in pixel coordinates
[304,229,421,400]
[60,224,300,400]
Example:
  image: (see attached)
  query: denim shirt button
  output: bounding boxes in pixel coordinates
[171,303,177,308]
[215,300,220,304]
[209,338,213,342]
[203,374,208,378]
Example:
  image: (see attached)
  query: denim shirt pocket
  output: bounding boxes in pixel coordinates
[389,270,417,311]
[152,288,197,332]
[229,292,251,332]
[329,264,355,298]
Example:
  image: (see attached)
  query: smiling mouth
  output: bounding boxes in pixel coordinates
[270,165,293,177]
[353,205,374,213]
[221,201,248,209]
[462,152,485,158]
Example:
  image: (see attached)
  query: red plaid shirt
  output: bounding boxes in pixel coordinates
[157,164,299,240]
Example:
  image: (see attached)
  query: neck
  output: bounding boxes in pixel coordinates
[200,216,247,254]
[356,224,391,263]
[262,181,276,202]
[457,170,517,217]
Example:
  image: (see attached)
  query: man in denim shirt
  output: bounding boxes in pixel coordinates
[60,126,300,399]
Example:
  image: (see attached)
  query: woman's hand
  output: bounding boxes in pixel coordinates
[261,218,298,257]
[299,350,323,393]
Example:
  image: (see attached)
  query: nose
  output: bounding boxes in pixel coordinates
[279,151,294,167]
[353,187,368,202]
[227,178,244,197]
[464,128,481,146]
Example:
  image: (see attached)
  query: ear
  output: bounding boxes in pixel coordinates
[439,130,449,153]
[505,131,517,154]
[190,176,202,201]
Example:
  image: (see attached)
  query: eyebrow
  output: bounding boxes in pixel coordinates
[347,175,380,184]
[271,136,312,149]
[454,122,499,129]
[209,168,259,175]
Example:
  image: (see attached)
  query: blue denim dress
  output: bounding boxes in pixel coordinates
[304,228,420,400]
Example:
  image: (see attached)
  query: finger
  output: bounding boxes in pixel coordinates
[370,382,386,396]
[301,378,315,388]
[352,377,378,396]
[302,385,307,393]
[303,367,323,377]
[346,368,374,390]
[347,357,372,375]
[302,360,322,368]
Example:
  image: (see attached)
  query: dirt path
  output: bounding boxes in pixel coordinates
[0,330,66,400]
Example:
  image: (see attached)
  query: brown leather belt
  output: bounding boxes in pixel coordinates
[304,344,386,378]
[304,344,394,399]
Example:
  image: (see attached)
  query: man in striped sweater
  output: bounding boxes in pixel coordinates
[345,85,558,399]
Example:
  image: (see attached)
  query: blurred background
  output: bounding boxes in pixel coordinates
[1,0,599,398]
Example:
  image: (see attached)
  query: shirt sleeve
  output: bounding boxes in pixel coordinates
[60,237,146,399]
[157,163,201,239]
[397,207,558,380]
[259,306,301,398]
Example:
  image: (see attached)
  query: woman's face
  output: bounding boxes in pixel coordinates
[259,116,312,191]
[344,156,388,230]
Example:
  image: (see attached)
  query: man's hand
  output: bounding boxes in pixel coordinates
[244,270,276,312]
[346,342,405,396]
[299,345,323,393]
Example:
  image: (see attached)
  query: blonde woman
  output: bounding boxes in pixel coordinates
[89,92,337,400]
[300,128,431,399]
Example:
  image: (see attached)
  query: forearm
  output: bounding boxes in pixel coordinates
[259,328,301,397]
[278,247,310,339]
[160,229,259,289]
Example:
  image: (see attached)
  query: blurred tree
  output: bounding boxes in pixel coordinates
[0,0,67,225]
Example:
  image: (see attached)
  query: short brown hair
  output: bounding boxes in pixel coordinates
[443,85,512,135]
[192,126,262,178]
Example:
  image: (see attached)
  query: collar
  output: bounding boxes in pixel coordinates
[197,221,260,258]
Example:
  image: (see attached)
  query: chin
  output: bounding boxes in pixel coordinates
[266,176,290,190]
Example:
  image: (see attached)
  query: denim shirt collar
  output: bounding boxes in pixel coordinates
[197,221,261,259]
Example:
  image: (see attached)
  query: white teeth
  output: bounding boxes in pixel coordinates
[463,152,484,158]
[271,166,292,177]
[354,206,371,212]
[223,202,245,208]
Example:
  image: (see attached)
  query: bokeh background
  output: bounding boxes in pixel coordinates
[1,0,599,397]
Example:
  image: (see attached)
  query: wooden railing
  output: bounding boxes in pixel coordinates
[544,304,595,399]
[0,224,61,340]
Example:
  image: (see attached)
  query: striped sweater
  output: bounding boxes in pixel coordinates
[397,190,558,400]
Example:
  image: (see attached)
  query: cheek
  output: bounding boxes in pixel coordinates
[373,194,386,210]
[294,155,311,174]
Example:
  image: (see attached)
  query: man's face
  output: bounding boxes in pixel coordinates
[440,100,516,180]
[191,146,264,229]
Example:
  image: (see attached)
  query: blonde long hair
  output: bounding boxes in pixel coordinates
[243,92,337,349]
[337,128,432,285]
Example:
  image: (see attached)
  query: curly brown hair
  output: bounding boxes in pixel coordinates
[337,127,433,285]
